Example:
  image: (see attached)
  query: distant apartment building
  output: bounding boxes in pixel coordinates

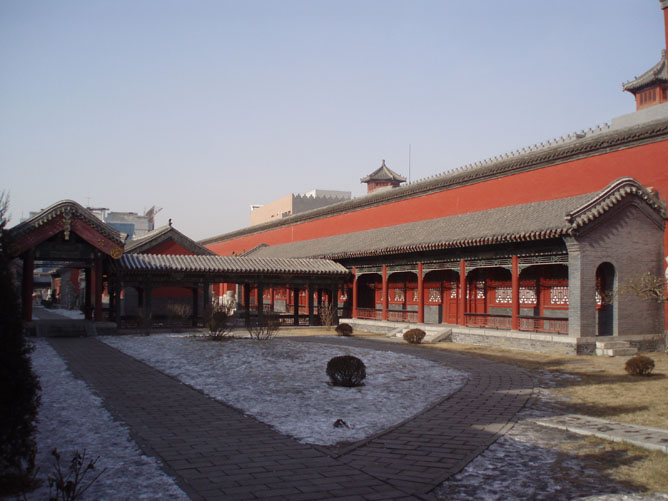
[88,206,160,240]
[250,189,351,226]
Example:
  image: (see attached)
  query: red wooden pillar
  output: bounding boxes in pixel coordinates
[269,287,275,312]
[22,252,34,322]
[352,267,358,319]
[511,255,520,330]
[458,260,466,326]
[382,265,388,321]
[94,257,103,321]
[85,267,92,321]
[417,263,424,324]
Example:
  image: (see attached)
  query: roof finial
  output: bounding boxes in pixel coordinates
[169,218,172,227]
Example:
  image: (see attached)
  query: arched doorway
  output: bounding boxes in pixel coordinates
[596,262,616,336]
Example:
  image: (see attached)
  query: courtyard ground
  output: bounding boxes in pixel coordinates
[24,308,668,499]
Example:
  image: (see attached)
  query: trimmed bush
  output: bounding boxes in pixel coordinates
[335,323,353,336]
[624,355,655,376]
[326,355,366,387]
[0,194,41,496]
[403,328,426,344]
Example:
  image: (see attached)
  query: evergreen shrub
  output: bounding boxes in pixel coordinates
[403,328,426,344]
[335,323,353,336]
[326,355,366,387]
[624,355,655,376]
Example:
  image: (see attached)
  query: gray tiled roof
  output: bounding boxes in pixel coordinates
[125,225,214,255]
[114,253,350,276]
[623,50,668,92]
[200,118,668,247]
[244,178,666,260]
[9,200,125,247]
[360,160,407,183]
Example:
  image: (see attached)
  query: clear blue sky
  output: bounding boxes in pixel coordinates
[0,0,663,240]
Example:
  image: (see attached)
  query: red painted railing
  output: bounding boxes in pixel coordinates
[465,313,568,334]
[356,308,382,320]
[387,310,419,322]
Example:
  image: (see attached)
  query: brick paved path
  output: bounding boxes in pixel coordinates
[48,336,533,500]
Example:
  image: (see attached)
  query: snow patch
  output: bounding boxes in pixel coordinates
[102,334,468,446]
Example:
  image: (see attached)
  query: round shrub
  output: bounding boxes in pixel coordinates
[326,355,366,387]
[335,323,353,336]
[624,355,655,376]
[403,328,426,344]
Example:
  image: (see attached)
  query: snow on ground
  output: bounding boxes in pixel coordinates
[102,334,468,446]
[29,339,188,500]
[34,305,85,319]
[436,372,664,501]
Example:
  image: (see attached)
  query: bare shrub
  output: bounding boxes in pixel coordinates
[326,355,366,387]
[166,303,191,328]
[204,304,235,341]
[134,307,152,334]
[47,448,106,501]
[624,355,656,376]
[247,313,280,340]
[335,323,353,336]
[617,272,667,304]
[403,328,426,344]
[319,302,336,329]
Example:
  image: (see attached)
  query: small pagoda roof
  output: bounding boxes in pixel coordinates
[623,50,668,93]
[360,160,407,184]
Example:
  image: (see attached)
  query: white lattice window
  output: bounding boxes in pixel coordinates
[550,287,569,305]
[519,287,537,304]
[428,288,441,302]
[393,288,405,301]
[495,287,512,304]
[596,290,602,306]
[340,293,348,301]
[476,281,485,299]
[412,289,419,302]
[450,285,458,299]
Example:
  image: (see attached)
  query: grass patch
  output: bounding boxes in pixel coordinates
[557,436,668,494]
[426,341,668,430]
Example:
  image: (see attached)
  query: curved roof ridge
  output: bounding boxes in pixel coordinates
[623,50,668,93]
[200,118,668,246]
[9,199,125,246]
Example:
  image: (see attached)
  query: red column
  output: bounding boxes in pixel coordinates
[269,287,275,312]
[458,260,466,326]
[663,2,668,59]
[94,257,103,321]
[382,265,388,321]
[352,267,358,319]
[417,263,424,324]
[512,256,520,330]
[22,252,34,322]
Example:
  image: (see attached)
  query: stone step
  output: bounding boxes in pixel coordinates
[596,347,638,357]
[595,340,632,349]
[594,339,637,357]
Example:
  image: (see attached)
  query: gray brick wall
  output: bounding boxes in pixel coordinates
[568,201,665,337]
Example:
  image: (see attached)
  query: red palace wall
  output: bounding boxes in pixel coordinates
[206,141,668,256]
[149,240,195,255]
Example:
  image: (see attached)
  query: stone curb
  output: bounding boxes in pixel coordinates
[534,414,668,454]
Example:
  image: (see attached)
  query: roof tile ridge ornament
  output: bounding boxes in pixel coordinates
[622,49,668,92]
[565,177,666,229]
